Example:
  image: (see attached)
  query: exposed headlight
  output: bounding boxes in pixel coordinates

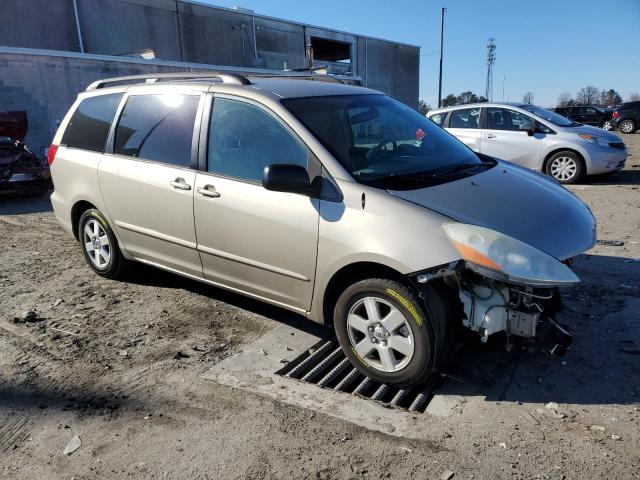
[443,223,580,286]
[578,133,609,147]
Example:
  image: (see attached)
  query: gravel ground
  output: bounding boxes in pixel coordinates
[1,133,639,479]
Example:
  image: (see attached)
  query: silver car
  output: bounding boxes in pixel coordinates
[49,73,595,386]
[427,102,627,184]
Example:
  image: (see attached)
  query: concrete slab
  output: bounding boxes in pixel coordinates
[201,324,439,439]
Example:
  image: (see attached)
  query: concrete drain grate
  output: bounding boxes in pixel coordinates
[276,338,442,413]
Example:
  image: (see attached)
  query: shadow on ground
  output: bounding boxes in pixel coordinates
[588,168,640,186]
[0,380,144,415]
[125,263,329,339]
[0,191,52,215]
[127,252,640,407]
[440,253,640,406]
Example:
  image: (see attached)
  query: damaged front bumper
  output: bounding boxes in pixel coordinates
[412,261,575,356]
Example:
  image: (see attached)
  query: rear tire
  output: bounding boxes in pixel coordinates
[619,119,636,134]
[545,151,584,184]
[78,209,129,279]
[333,278,451,387]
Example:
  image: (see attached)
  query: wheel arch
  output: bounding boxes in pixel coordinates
[542,147,587,173]
[321,261,407,327]
[70,200,98,240]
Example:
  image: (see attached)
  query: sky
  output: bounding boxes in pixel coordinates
[200,0,640,107]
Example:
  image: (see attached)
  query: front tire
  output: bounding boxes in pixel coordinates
[545,151,584,184]
[78,209,129,279]
[333,278,448,386]
[619,119,636,134]
[600,120,612,131]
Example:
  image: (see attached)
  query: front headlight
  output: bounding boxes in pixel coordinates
[579,133,609,147]
[443,223,580,286]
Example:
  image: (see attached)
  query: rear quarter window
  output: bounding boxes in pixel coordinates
[113,94,200,168]
[61,93,123,152]
[429,113,446,126]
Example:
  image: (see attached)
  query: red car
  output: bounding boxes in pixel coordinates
[0,111,51,195]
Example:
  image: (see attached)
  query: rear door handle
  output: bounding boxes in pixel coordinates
[485,133,496,139]
[197,184,221,198]
[170,177,191,190]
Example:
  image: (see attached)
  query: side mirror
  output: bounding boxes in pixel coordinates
[262,164,310,195]
[519,119,535,136]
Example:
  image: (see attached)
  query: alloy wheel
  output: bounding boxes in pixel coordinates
[346,296,415,373]
[83,219,111,269]
[601,121,612,131]
[550,156,577,182]
[620,121,634,133]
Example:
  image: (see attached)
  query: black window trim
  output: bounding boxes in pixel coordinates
[105,91,205,171]
[61,92,125,153]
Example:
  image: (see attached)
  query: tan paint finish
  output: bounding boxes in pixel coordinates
[50,79,463,326]
[98,155,203,278]
[193,173,319,311]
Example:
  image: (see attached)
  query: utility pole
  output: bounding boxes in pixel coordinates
[437,7,446,108]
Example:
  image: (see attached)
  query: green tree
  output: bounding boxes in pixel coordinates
[600,89,623,106]
[418,100,431,116]
[441,94,458,107]
[457,91,479,104]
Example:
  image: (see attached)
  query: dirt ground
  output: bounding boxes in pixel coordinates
[1,134,639,480]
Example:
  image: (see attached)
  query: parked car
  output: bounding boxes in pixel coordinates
[610,101,640,134]
[50,73,595,386]
[427,102,627,184]
[553,105,613,130]
[0,111,51,195]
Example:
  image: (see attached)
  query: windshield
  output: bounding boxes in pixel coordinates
[519,104,577,127]
[283,94,491,190]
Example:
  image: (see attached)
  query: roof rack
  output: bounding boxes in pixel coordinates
[248,73,346,84]
[85,71,251,91]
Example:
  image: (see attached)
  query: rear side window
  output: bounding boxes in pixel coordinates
[114,94,200,168]
[430,113,445,126]
[61,93,123,152]
[486,107,532,131]
[449,108,480,129]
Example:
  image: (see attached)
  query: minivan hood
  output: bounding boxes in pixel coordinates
[389,162,596,260]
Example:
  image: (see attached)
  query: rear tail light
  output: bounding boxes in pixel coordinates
[612,111,619,119]
[47,144,58,166]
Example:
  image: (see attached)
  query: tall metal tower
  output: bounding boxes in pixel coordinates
[485,38,496,101]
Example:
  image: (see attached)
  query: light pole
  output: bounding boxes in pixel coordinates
[437,7,446,108]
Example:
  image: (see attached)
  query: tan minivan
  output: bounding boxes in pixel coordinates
[49,72,595,386]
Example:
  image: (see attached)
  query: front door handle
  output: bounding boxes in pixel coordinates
[170,177,191,190]
[485,133,496,139]
[197,184,221,198]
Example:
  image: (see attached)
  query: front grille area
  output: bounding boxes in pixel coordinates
[609,142,626,149]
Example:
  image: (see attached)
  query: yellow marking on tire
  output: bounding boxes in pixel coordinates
[351,347,369,366]
[386,288,423,326]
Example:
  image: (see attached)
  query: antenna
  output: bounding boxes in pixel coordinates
[485,38,496,102]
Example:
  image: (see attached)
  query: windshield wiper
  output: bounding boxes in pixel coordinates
[431,160,495,178]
